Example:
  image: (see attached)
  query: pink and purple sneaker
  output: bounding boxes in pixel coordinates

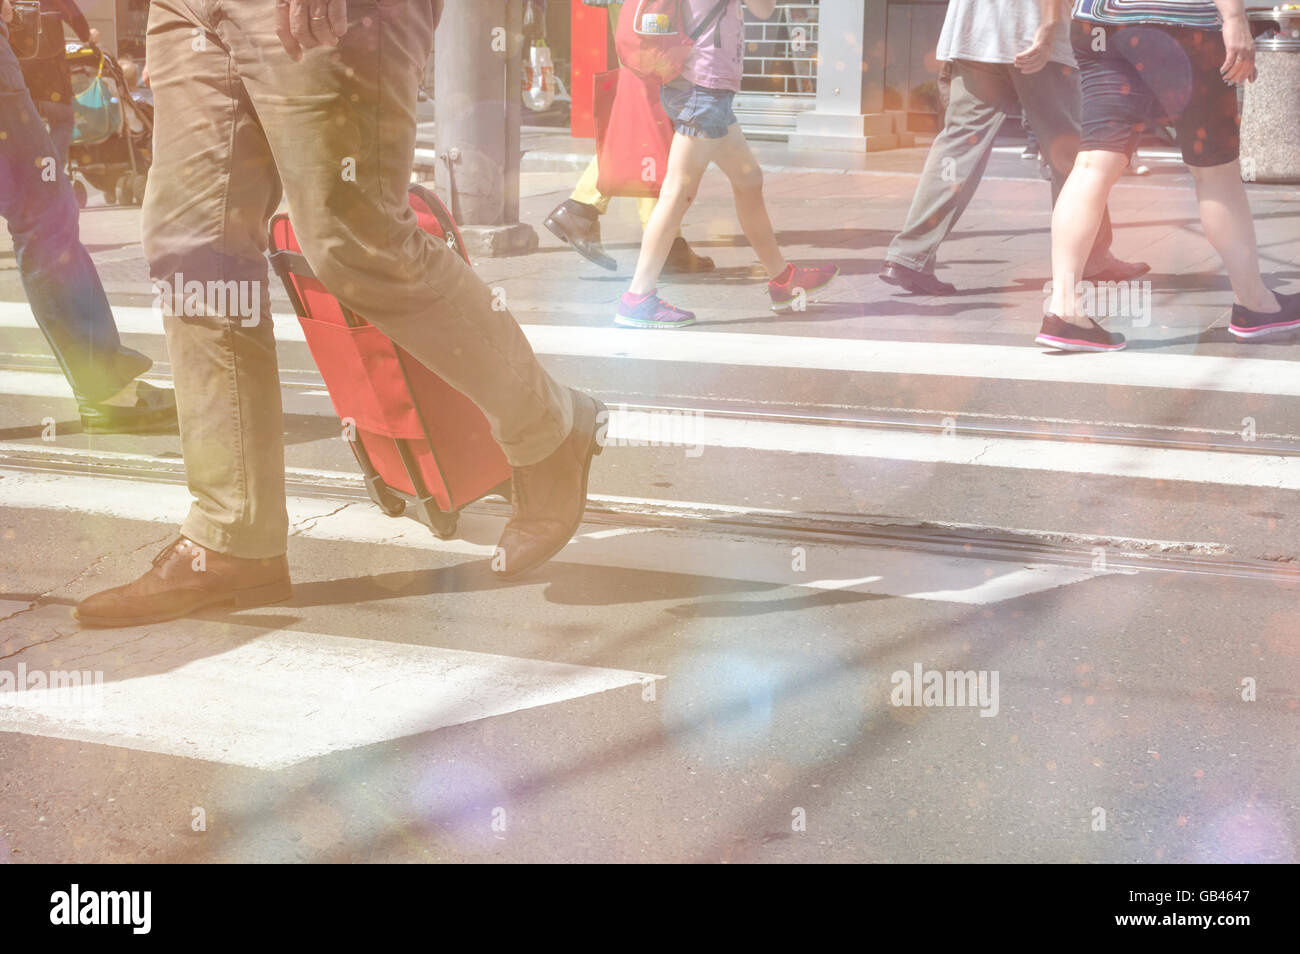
[615,291,696,329]
[1229,292,1300,339]
[769,263,839,313]
[1035,313,1127,352]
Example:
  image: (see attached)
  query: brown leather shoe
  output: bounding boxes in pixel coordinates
[493,389,605,580]
[74,538,292,628]
[543,200,618,272]
[662,236,715,274]
[1082,253,1152,283]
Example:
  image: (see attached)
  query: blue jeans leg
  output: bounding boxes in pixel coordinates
[0,27,148,405]
[40,100,75,173]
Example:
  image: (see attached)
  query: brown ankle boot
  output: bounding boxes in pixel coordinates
[493,390,605,579]
[74,538,292,628]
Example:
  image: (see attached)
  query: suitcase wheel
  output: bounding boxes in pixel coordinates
[429,512,458,540]
[368,486,406,518]
[410,496,458,539]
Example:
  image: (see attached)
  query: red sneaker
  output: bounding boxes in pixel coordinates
[769,263,839,313]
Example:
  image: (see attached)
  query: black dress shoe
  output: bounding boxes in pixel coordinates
[79,380,179,434]
[880,261,957,296]
[663,236,715,274]
[544,200,618,272]
[493,389,604,580]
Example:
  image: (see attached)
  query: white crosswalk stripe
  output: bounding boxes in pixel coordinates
[0,614,657,770]
[3,301,1298,396]
[0,365,1294,491]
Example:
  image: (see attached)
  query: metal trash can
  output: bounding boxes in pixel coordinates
[1240,6,1300,183]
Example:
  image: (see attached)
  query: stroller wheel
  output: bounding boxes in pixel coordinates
[72,180,88,209]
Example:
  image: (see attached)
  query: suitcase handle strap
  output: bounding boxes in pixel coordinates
[268,246,363,328]
[269,248,317,282]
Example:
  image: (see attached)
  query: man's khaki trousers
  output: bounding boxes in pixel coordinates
[144,0,573,558]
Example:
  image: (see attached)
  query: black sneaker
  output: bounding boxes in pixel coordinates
[79,380,179,434]
[1035,314,1126,352]
[1229,292,1300,339]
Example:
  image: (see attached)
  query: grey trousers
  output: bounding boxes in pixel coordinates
[886,58,1113,275]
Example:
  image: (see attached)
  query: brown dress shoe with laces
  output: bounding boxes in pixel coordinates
[492,389,605,580]
[74,538,292,628]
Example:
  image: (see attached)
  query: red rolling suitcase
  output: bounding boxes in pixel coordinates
[268,184,511,539]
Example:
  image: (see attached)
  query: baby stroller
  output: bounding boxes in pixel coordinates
[64,42,154,208]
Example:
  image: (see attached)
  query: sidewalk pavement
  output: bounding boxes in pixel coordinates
[3,130,1298,356]
[418,129,1300,353]
[420,123,1199,182]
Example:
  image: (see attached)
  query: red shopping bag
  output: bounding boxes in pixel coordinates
[594,67,674,199]
[615,0,732,85]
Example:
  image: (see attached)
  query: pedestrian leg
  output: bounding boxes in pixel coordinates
[709,124,784,279]
[1047,150,1128,321]
[627,131,722,296]
[0,27,155,407]
[1012,63,1146,279]
[1188,160,1278,313]
[883,60,1014,278]
[141,0,288,559]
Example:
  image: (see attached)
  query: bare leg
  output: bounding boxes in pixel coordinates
[628,132,722,295]
[1049,149,1127,324]
[1188,160,1278,313]
[710,124,787,278]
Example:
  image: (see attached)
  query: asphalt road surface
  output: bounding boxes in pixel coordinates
[0,162,1296,863]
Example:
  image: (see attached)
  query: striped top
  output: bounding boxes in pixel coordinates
[1073,0,1222,29]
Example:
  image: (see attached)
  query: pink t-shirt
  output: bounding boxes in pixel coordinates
[679,0,744,92]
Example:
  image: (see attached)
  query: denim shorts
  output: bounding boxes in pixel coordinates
[1070,19,1239,167]
[660,80,738,139]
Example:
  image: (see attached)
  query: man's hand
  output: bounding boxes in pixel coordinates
[1,1,13,25]
[276,0,348,62]
[1219,12,1257,85]
[1014,23,1055,74]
